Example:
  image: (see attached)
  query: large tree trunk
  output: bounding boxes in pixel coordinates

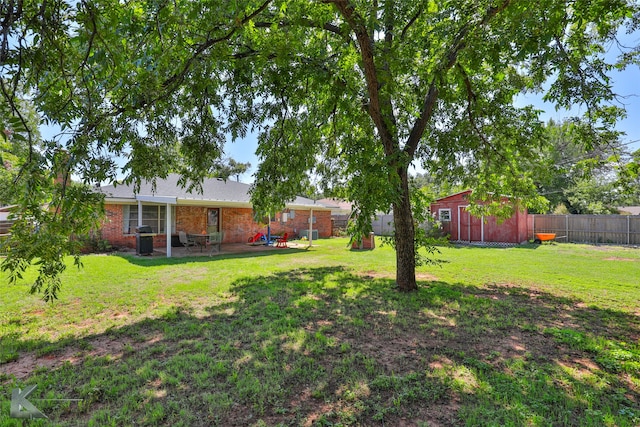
[393,167,417,291]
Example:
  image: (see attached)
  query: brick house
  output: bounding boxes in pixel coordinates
[98,174,332,256]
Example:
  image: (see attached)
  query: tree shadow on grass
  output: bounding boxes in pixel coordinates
[113,246,310,267]
[1,267,639,426]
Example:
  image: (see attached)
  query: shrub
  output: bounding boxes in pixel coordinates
[78,230,113,253]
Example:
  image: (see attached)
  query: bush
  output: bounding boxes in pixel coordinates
[332,227,348,237]
[78,231,113,253]
[0,234,9,255]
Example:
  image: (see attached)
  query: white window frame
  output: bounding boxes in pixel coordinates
[438,208,452,222]
[123,205,175,234]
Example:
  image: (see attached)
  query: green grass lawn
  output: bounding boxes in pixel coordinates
[1,239,639,426]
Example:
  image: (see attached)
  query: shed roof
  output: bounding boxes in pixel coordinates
[433,190,472,203]
[99,174,331,210]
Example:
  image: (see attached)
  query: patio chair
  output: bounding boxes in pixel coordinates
[275,233,289,248]
[207,231,224,254]
[178,231,196,252]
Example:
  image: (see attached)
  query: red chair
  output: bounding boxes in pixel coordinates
[248,232,265,243]
[275,233,289,248]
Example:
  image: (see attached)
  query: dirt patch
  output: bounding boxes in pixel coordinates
[1,333,163,380]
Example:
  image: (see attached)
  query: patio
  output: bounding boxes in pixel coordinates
[122,241,312,258]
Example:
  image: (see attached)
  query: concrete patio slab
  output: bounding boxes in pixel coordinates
[121,241,312,258]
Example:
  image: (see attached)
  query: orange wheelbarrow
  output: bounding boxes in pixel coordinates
[534,233,556,244]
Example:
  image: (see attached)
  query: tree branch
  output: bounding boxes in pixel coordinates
[0,0,23,63]
[458,63,516,175]
[254,18,345,37]
[77,0,274,138]
[162,0,273,91]
[326,0,397,156]
[404,0,512,158]
[552,32,602,113]
[400,8,422,40]
[78,0,97,72]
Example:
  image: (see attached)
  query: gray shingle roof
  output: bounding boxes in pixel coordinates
[99,174,329,209]
[316,198,351,213]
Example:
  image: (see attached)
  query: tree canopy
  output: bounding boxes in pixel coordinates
[519,119,634,214]
[1,0,638,299]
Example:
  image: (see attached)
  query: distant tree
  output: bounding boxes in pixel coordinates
[616,149,640,206]
[227,159,252,182]
[531,119,630,214]
[410,173,464,200]
[209,158,251,182]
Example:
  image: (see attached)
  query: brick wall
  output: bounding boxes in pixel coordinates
[101,205,135,248]
[222,207,258,243]
[175,206,209,235]
[102,203,332,249]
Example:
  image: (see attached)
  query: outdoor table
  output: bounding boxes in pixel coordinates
[188,234,209,252]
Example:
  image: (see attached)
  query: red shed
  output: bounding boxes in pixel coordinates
[430,190,528,244]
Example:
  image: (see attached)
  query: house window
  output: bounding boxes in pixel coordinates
[438,208,451,222]
[123,205,174,234]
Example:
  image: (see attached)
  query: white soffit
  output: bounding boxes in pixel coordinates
[136,195,178,204]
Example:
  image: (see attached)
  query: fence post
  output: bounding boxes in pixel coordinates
[532,215,536,239]
[565,215,569,242]
[628,215,631,246]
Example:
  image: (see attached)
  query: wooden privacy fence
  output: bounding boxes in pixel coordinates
[331,214,395,237]
[0,220,12,235]
[529,214,640,245]
[0,220,11,255]
[371,214,395,236]
[331,215,348,236]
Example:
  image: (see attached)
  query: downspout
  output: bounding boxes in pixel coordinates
[309,208,313,247]
[166,203,172,258]
[457,206,461,241]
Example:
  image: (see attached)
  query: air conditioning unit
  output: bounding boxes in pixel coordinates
[300,229,318,240]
